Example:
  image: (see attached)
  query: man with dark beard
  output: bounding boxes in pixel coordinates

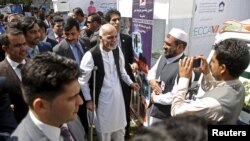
[147,28,188,124]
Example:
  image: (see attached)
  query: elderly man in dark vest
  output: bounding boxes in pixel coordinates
[78,24,140,141]
[147,28,188,124]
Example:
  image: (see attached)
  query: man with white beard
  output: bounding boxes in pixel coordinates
[78,24,140,141]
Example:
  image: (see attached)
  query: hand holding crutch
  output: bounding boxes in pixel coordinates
[87,66,98,141]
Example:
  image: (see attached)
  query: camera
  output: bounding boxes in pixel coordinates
[192,58,201,68]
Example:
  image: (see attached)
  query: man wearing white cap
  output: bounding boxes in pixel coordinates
[147,28,188,124]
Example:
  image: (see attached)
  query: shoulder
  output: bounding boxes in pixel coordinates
[120,33,132,40]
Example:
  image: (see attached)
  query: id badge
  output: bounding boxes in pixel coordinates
[161,81,165,91]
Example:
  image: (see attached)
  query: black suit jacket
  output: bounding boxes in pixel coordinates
[0,76,17,134]
[46,37,58,48]
[0,59,28,123]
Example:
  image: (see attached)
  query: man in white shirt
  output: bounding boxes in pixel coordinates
[171,39,250,124]
[79,24,140,141]
[147,28,188,124]
[9,52,86,141]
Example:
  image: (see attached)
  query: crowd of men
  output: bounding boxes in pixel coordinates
[0,5,250,141]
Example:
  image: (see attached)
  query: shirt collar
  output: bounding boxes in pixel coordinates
[6,56,26,69]
[29,111,68,141]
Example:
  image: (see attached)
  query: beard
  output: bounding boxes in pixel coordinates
[107,42,118,50]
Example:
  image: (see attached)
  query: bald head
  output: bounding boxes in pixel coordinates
[99,24,118,51]
[99,24,117,37]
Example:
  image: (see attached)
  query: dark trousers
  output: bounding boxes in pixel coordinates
[123,85,132,139]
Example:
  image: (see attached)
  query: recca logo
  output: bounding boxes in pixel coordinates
[193,25,220,36]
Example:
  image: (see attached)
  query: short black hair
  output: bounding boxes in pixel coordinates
[0,27,23,46]
[105,9,121,22]
[19,16,37,35]
[21,52,81,108]
[51,16,64,26]
[63,17,80,31]
[88,13,102,24]
[214,38,250,78]
[73,7,84,17]
[37,19,48,32]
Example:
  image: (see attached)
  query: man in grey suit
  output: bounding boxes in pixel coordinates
[9,52,86,141]
[53,17,91,133]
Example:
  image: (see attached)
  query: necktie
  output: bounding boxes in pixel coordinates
[32,48,38,57]
[17,64,24,71]
[58,36,62,42]
[60,126,73,141]
[76,44,83,61]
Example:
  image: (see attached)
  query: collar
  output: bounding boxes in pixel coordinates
[6,56,26,69]
[42,36,48,42]
[29,111,68,141]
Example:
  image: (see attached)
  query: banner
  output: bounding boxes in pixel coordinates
[190,0,250,57]
[131,0,154,125]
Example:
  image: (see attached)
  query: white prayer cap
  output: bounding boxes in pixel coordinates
[168,28,188,43]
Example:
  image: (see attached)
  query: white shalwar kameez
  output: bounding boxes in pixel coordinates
[79,46,133,134]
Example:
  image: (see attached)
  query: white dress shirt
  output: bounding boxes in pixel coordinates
[6,56,26,81]
[29,111,74,141]
[79,46,133,133]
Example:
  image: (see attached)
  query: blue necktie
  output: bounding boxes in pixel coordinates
[60,126,73,141]
[76,44,83,61]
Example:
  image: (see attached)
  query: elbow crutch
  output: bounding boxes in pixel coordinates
[88,66,98,141]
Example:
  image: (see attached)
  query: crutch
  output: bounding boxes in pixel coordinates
[88,66,98,141]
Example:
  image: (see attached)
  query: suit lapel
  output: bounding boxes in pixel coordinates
[3,59,21,86]
[62,40,75,60]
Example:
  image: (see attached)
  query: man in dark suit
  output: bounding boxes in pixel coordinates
[53,17,91,133]
[0,76,17,141]
[8,52,86,141]
[47,16,64,43]
[37,19,58,48]
[18,16,52,58]
[105,9,137,139]
[0,27,29,123]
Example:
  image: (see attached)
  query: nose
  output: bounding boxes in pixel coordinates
[77,95,84,106]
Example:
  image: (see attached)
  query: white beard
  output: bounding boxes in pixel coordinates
[107,43,118,50]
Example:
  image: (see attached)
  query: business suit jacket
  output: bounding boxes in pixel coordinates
[27,42,53,58]
[0,59,28,123]
[119,33,135,137]
[53,38,91,134]
[80,28,100,47]
[46,37,58,48]
[53,38,91,60]
[0,76,17,134]
[8,114,86,141]
[47,31,57,41]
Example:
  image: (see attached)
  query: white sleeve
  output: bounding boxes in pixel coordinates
[147,56,162,81]
[78,51,94,101]
[171,77,223,122]
[118,47,133,86]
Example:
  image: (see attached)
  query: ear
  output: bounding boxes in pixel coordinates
[2,45,8,52]
[33,98,49,114]
[219,64,227,74]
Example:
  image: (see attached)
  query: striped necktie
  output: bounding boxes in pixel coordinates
[60,126,73,141]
